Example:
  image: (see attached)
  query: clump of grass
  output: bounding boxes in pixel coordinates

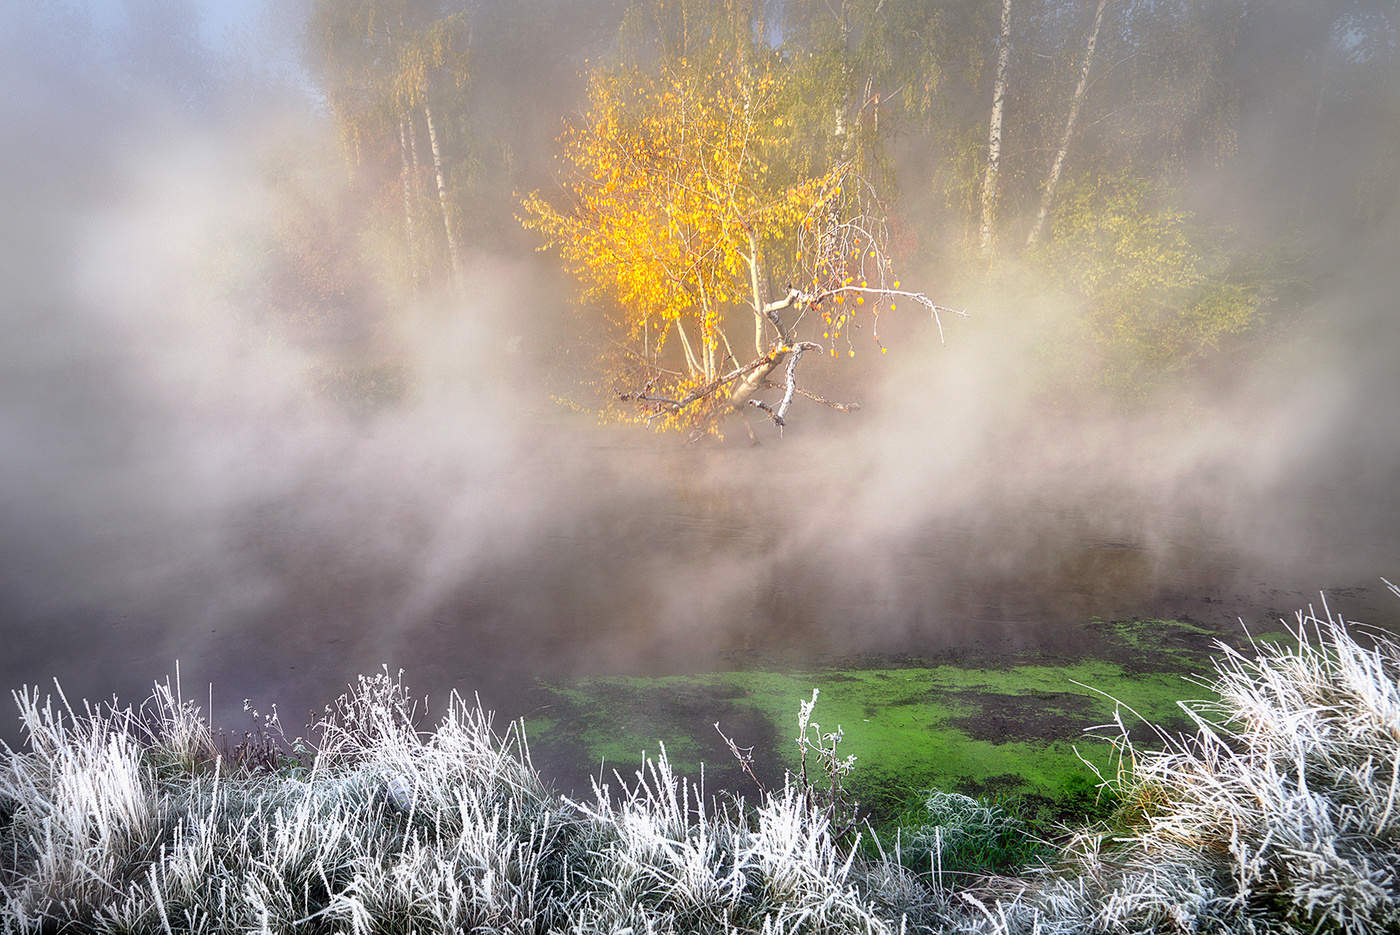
[0,669,910,933]
[961,586,1400,934]
[892,791,1042,883]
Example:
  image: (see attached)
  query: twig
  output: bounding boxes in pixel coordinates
[761,381,861,413]
[714,722,767,797]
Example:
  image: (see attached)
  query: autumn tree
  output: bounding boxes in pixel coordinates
[522,56,952,435]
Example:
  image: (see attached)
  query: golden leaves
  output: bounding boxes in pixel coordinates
[523,60,818,369]
[520,51,917,431]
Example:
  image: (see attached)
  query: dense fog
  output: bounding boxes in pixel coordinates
[2,0,1397,740]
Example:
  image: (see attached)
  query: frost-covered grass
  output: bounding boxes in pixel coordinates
[890,792,1042,883]
[2,588,1398,933]
[0,670,908,934]
[958,585,1400,935]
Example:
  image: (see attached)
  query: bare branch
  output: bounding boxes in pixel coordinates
[762,287,805,344]
[762,382,862,413]
[747,398,781,433]
[746,341,822,434]
[618,390,684,408]
[621,351,778,414]
[777,341,820,423]
[715,721,767,797]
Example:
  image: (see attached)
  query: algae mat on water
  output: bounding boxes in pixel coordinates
[524,619,1277,819]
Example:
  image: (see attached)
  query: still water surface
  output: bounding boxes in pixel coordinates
[2,437,1395,748]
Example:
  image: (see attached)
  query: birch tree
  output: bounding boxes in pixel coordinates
[308,0,469,291]
[521,60,954,436]
[978,0,1012,258]
[396,116,420,281]
[1025,0,1112,247]
[392,15,470,289]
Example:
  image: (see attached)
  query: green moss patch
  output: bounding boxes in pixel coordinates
[525,619,1241,823]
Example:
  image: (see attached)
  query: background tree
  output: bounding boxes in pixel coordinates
[1032,173,1263,392]
[979,0,1013,257]
[390,13,470,289]
[298,0,1398,409]
[307,0,470,293]
[1024,0,1111,247]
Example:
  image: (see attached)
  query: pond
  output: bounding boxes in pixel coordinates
[3,423,1394,796]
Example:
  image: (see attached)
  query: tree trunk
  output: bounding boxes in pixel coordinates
[746,235,765,357]
[696,280,716,380]
[674,319,702,377]
[728,353,785,411]
[407,108,426,201]
[978,0,1013,258]
[1026,0,1111,248]
[397,115,419,285]
[423,100,464,289]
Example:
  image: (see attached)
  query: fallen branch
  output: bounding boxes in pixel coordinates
[620,355,774,412]
[747,341,821,433]
[761,381,861,413]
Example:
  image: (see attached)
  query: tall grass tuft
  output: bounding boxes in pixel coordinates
[957,586,1400,934]
[2,587,1398,934]
[894,791,1040,885]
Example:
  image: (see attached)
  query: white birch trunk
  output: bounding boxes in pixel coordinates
[979,0,1013,258]
[746,236,765,356]
[423,100,464,288]
[397,115,419,284]
[674,320,702,377]
[407,109,425,202]
[1026,0,1111,248]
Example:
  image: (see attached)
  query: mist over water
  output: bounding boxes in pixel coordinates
[2,1,1398,746]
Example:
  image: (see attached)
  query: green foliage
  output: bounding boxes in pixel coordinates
[1034,173,1265,392]
[893,791,1041,879]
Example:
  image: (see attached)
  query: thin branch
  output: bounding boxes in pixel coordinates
[761,382,862,413]
[714,722,767,796]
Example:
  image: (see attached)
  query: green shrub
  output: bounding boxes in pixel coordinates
[893,791,1041,882]
[1034,173,1266,393]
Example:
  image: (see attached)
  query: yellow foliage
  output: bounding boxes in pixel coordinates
[520,60,823,404]
[521,50,921,433]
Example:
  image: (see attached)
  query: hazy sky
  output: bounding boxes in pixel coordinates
[86,0,270,46]
[64,0,311,89]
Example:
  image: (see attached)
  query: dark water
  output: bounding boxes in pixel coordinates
[3,432,1395,749]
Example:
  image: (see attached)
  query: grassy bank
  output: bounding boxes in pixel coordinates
[2,604,1394,933]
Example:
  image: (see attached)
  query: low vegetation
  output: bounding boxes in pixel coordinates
[3,588,1397,933]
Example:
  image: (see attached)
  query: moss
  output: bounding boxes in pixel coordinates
[527,618,1228,825]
